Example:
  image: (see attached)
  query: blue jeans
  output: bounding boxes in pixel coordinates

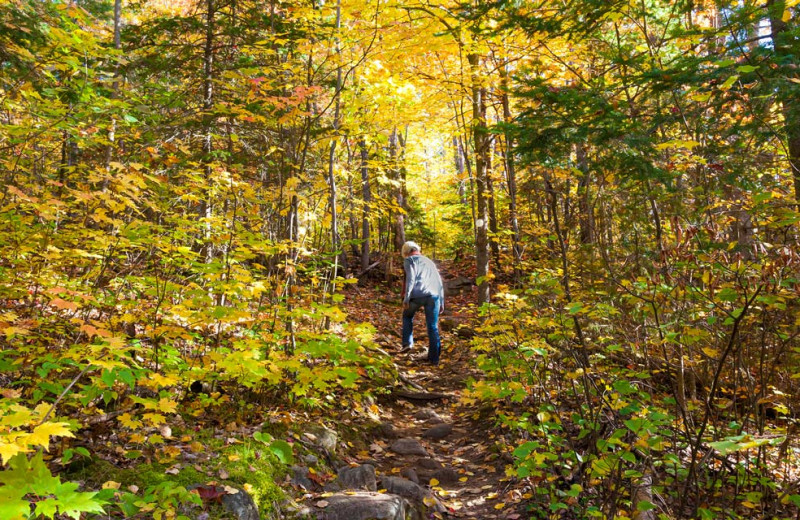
[402,295,441,364]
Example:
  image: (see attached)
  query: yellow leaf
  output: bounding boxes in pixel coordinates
[429,478,440,486]
[157,398,178,414]
[494,502,506,510]
[3,405,33,427]
[26,422,74,450]
[3,326,30,337]
[102,481,121,490]
[119,413,143,429]
[149,373,179,388]
[227,454,241,462]
[0,440,28,464]
[782,8,791,22]
[143,413,166,426]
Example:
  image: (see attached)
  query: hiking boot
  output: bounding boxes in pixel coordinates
[400,344,413,352]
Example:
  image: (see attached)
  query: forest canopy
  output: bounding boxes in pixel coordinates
[1,0,799,518]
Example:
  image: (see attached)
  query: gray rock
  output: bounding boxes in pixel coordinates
[416,458,443,470]
[378,422,398,438]
[413,408,443,424]
[315,492,412,520]
[290,466,314,491]
[336,464,377,491]
[380,476,425,501]
[432,467,460,485]
[390,438,428,456]
[422,423,453,440]
[221,487,260,520]
[307,425,338,454]
[303,454,319,465]
[444,276,474,296]
[400,467,419,484]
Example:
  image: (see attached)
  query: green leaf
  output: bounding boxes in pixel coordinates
[720,75,739,90]
[613,380,637,395]
[566,302,584,315]
[35,497,60,518]
[636,500,656,512]
[513,441,540,459]
[0,491,29,520]
[708,439,740,455]
[736,65,757,73]
[54,485,105,520]
[123,114,139,123]
[268,439,293,465]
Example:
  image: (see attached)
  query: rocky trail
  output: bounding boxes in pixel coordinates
[282,263,529,520]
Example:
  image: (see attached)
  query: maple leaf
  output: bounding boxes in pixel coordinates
[0,441,29,465]
[27,422,75,450]
[53,482,106,520]
[194,485,226,504]
[157,398,178,414]
[143,413,166,426]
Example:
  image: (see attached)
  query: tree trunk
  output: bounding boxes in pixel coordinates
[486,135,501,271]
[390,127,406,252]
[327,0,347,275]
[468,52,490,305]
[499,63,522,280]
[453,136,467,204]
[767,0,800,204]
[360,138,371,272]
[102,0,122,190]
[200,0,215,262]
[575,143,594,244]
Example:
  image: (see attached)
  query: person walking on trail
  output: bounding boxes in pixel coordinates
[401,241,445,365]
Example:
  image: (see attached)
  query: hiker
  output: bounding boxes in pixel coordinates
[401,241,445,365]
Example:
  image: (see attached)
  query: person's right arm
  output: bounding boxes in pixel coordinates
[403,258,415,306]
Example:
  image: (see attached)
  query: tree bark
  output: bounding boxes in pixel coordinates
[767,0,800,204]
[499,63,522,280]
[102,0,122,190]
[486,135,501,271]
[327,0,347,275]
[200,0,215,262]
[453,136,467,204]
[390,127,406,252]
[468,52,490,305]
[360,137,371,272]
[575,143,594,244]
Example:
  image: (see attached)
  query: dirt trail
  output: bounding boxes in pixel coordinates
[342,264,528,519]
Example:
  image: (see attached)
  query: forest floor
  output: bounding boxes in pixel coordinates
[336,260,531,519]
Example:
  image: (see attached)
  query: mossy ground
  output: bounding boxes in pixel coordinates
[66,433,286,519]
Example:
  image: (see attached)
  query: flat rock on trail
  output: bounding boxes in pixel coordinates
[337,263,528,519]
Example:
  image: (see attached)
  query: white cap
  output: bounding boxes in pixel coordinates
[402,241,421,257]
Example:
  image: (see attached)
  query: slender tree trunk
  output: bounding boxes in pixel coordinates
[453,136,467,204]
[390,127,406,252]
[360,138,371,272]
[327,0,346,275]
[486,135,501,271]
[767,0,800,204]
[575,143,594,244]
[102,0,122,190]
[468,52,490,304]
[200,0,215,262]
[499,63,522,280]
